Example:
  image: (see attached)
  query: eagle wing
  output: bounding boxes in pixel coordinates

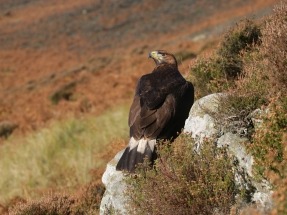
[129,94,176,139]
[129,66,185,140]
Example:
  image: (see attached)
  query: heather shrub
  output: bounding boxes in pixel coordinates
[260,2,287,92]
[226,3,286,108]
[216,50,269,131]
[247,98,287,215]
[189,58,231,98]
[71,181,106,214]
[190,19,261,99]
[9,181,105,215]
[127,135,237,215]
[223,2,287,130]
[249,99,287,178]
[218,19,261,79]
[215,3,286,127]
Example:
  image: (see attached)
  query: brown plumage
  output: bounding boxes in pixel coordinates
[116,50,194,172]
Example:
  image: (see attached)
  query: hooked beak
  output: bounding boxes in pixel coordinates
[148,51,158,59]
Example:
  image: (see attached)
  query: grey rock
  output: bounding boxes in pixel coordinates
[100,150,128,215]
[217,132,272,209]
[184,93,224,145]
[217,132,253,176]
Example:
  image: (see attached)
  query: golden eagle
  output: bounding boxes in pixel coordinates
[116,50,194,172]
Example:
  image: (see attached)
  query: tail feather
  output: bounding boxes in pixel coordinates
[116,137,157,172]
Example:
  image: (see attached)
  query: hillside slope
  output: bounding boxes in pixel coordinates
[0,1,284,214]
[0,0,277,135]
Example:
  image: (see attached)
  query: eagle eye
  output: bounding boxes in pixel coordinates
[161,53,166,56]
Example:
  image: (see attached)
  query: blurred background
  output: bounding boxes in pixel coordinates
[0,0,279,213]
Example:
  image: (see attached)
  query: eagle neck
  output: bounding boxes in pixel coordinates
[153,64,178,73]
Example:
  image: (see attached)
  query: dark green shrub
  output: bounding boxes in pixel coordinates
[190,19,262,99]
[50,82,77,105]
[219,19,261,57]
[249,101,287,179]
[189,58,231,98]
[218,19,261,79]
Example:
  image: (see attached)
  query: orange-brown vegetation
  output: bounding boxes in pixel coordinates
[0,0,281,214]
[0,0,278,136]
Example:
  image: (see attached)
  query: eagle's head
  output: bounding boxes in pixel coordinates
[149,50,177,67]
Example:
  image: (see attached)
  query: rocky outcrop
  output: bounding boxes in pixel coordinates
[184,93,272,210]
[100,150,128,215]
[100,93,273,214]
[184,93,222,145]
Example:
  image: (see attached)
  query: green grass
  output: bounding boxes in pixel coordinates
[0,105,129,204]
